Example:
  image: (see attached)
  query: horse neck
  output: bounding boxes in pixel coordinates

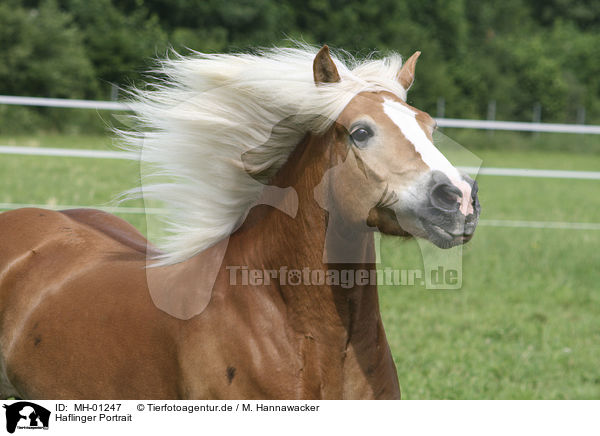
[231,132,381,342]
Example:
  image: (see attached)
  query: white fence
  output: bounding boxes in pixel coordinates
[2,95,600,227]
[1,145,599,180]
[2,95,600,134]
[1,200,598,231]
[436,118,600,134]
[3,96,600,179]
[2,95,600,180]
[0,95,129,111]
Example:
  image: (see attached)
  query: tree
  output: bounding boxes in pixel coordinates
[0,0,96,98]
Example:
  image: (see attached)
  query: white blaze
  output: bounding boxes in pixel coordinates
[382,98,473,215]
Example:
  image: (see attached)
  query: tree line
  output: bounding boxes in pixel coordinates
[1,0,599,124]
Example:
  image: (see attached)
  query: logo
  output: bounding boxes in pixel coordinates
[2,402,50,433]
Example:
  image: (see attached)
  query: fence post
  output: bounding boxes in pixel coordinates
[576,106,586,125]
[436,97,445,117]
[532,102,541,138]
[436,97,445,133]
[487,100,496,137]
[110,83,119,101]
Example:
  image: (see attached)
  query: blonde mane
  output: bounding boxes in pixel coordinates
[120,45,408,265]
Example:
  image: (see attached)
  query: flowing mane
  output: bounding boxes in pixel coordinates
[120,45,408,265]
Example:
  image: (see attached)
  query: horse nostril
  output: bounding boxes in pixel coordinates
[430,182,462,212]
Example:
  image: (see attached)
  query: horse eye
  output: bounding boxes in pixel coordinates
[350,127,372,147]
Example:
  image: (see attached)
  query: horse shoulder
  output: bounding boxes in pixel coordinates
[0,207,149,326]
[0,208,179,399]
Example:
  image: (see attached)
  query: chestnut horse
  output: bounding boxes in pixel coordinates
[0,46,479,399]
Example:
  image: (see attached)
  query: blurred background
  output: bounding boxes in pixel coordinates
[0,0,598,399]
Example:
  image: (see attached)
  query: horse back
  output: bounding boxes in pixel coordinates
[0,207,152,260]
[0,208,179,399]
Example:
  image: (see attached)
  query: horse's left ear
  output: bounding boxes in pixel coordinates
[313,45,341,84]
[398,51,421,91]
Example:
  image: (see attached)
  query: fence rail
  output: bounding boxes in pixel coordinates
[0,95,129,111]
[0,145,136,160]
[2,95,600,134]
[1,145,599,179]
[1,201,599,231]
[436,118,600,134]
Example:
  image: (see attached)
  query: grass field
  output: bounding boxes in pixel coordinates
[1,132,599,399]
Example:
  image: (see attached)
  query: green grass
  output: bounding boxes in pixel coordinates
[0,133,115,150]
[476,148,600,171]
[1,133,599,399]
[0,152,147,232]
[447,129,600,155]
[379,227,600,399]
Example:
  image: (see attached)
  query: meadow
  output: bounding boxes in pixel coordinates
[1,130,599,399]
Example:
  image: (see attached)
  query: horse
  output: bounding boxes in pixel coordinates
[0,45,479,399]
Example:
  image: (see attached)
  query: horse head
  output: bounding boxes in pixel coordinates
[312,46,480,249]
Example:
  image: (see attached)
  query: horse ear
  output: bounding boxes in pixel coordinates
[398,51,421,91]
[313,45,341,84]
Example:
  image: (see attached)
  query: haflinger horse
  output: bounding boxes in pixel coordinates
[0,45,479,400]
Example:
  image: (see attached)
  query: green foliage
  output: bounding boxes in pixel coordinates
[0,0,95,98]
[2,0,600,132]
[59,0,168,95]
[0,0,100,133]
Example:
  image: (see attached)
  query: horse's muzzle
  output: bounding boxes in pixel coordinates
[419,171,480,248]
